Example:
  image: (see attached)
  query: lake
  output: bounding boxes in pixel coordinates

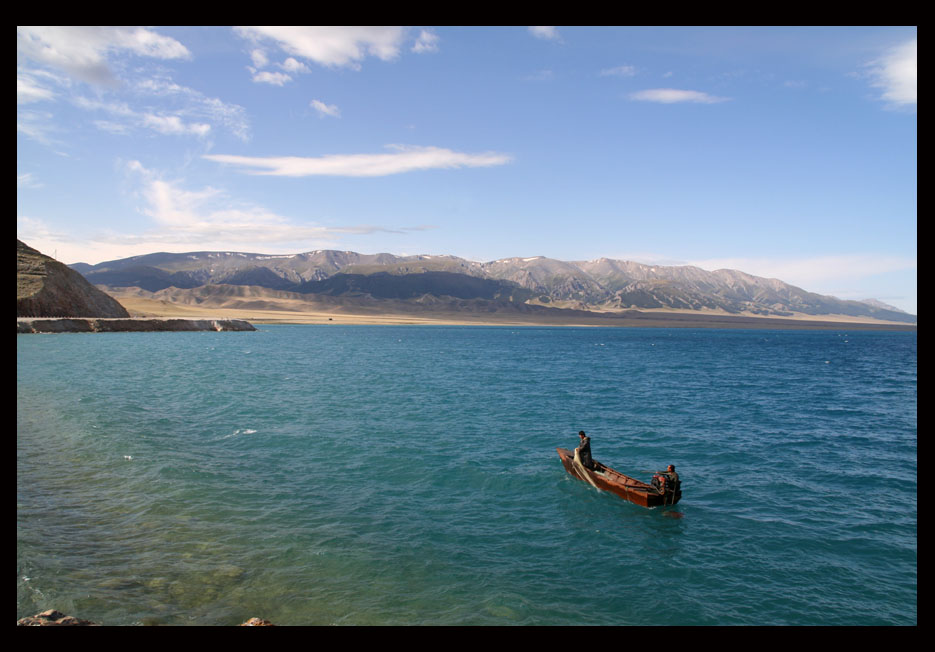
[17,325,917,625]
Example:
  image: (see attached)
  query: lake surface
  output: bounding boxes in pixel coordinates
[17,325,917,625]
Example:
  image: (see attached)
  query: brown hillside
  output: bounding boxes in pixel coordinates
[17,240,130,318]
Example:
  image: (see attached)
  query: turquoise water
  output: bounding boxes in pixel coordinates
[17,326,916,625]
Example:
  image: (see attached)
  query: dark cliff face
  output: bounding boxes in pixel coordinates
[17,240,130,318]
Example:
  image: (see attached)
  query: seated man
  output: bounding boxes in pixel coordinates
[652,465,680,494]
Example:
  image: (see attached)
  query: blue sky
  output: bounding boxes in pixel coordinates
[17,26,917,313]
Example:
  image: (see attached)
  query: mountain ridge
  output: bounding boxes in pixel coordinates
[70,248,915,324]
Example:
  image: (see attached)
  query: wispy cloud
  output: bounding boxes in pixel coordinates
[529,26,561,42]
[16,26,189,86]
[629,88,729,104]
[109,161,428,250]
[16,109,59,144]
[16,72,56,103]
[204,145,512,177]
[73,96,212,139]
[688,254,917,290]
[17,30,250,143]
[412,29,440,54]
[142,114,211,137]
[310,99,341,118]
[17,173,42,189]
[18,162,435,264]
[600,65,637,78]
[62,76,249,141]
[866,38,917,108]
[235,26,413,80]
[525,70,554,82]
[133,76,250,141]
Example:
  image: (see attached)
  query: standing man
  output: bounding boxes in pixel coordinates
[575,430,595,470]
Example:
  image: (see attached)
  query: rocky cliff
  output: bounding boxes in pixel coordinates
[17,240,130,318]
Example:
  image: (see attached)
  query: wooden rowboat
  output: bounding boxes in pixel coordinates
[556,447,681,508]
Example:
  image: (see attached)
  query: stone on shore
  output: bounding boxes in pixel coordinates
[17,610,277,626]
[17,609,100,626]
[240,617,276,626]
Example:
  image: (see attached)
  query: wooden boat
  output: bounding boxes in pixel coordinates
[556,447,681,508]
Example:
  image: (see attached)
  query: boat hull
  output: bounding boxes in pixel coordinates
[556,448,681,508]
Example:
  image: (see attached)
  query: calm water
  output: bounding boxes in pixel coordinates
[17,326,916,625]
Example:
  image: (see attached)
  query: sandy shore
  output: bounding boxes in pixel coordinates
[115,295,916,330]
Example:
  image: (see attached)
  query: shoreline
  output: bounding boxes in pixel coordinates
[17,317,257,333]
[113,296,916,331]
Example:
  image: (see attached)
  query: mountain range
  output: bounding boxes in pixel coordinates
[67,249,915,324]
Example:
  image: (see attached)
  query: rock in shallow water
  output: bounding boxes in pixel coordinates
[240,617,275,626]
[17,610,277,626]
[17,609,100,626]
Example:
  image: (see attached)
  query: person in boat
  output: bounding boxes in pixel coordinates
[652,465,680,494]
[575,431,596,470]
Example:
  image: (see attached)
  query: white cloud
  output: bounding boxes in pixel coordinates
[251,70,292,86]
[866,38,916,108]
[16,26,189,86]
[281,57,310,73]
[628,88,729,104]
[204,145,512,177]
[412,29,440,54]
[529,26,561,41]
[250,48,269,68]
[235,26,407,70]
[310,99,341,118]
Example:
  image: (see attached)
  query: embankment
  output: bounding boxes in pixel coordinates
[17,318,256,333]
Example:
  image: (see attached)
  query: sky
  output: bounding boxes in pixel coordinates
[17,26,917,313]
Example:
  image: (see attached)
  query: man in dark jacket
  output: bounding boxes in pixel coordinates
[576,430,595,469]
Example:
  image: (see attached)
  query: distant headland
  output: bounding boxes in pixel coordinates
[17,240,255,333]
